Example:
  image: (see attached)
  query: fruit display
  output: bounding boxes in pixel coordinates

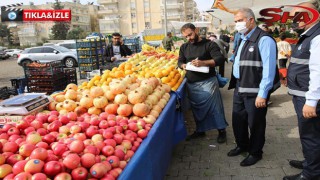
[0,110,151,179]
[80,44,185,91]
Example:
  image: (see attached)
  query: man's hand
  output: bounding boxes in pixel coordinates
[302,104,317,119]
[181,64,186,70]
[255,97,267,108]
[191,59,204,67]
[111,57,117,62]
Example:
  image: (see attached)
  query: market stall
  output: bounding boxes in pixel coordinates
[0,44,188,179]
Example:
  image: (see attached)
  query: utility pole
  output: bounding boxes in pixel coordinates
[164,0,168,35]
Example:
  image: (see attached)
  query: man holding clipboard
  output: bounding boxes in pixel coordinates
[178,23,228,144]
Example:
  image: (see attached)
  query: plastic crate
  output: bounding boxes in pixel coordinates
[10,78,27,94]
[64,68,77,85]
[78,58,97,64]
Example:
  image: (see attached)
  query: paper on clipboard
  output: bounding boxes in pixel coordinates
[186,62,209,73]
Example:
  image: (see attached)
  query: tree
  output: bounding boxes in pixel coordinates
[66,27,87,40]
[0,23,9,45]
[50,0,70,40]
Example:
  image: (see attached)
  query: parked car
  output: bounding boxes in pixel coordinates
[4,49,22,58]
[56,41,76,52]
[17,46,78,68]
[0,50,9,60]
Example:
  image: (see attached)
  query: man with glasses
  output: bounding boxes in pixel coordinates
[178,23,228,144]
[227,8,280,166]
[104,32,132,62]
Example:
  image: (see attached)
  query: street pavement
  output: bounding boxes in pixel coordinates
[165,61,302,180]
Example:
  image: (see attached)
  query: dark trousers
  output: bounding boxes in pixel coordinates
[232,84,268,156]
[292,96,320,179]
[278,58,288,68]
[218,60,225,77]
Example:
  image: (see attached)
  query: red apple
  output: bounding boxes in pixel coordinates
[71,167,88,180]
[42,134,56,144]
[45,154,59,162]
[6,154,23,166]
[16,120,30,130]
[113,134,123,144]
[32,173,47,180]
[24,159,44,174]
[0,164,12,178]
[90,117,100,126]
[0,154,5,165]
[47,121,62,132]
[19,144,35,157]
[0,133,9,140]
[8,134,20,142]
[102,130,113,139]
[54,172,72,180]
[44,161,63,177]
[63,153,80,170]
[7,127,20,136]
[81,153,96,168]
[36,113,48,123]
[30,148,48,161]
[3,173,15,180]
[12,160,27,175]
[128,123,139,132]
[137,129,148,139]
[104,139,117,148]
[3,142,18,153]
[102,145,114,156]
[14,172,32,179]
[52,144,68,156]
[84,145,99,155]
[30,120,43,130]
[119,161,127,169]
[86,126,99,138]
[90,163,110,179]
[35,142,49,149]
[106,156,120,168]
[48,114,58,123]
[24,127,36,135]
[99,120,109,129]
[99,112,109,120]
[70,125,81,134]
[114,149,125,161]
[69,140,85,153]
[73,133,86,141]
[49,110,59,116]
[58,115,70,125]
[108,120,116,127]
[2,124,14,132]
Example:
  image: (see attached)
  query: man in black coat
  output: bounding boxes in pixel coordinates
[104,32,133,62]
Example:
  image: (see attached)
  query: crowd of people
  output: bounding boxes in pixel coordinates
[178,1,320,180]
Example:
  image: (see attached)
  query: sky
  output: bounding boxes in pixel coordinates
[0,0,212,11]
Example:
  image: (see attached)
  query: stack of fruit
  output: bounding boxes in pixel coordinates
[0,110,152,179]
[79,44,186,91]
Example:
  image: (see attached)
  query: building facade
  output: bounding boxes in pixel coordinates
[12,1,98,46]
[98,0,199,36]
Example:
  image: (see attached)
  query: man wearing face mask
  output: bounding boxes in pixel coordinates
[284,1,320,180]
[227,8,280,166]
[178,23,228,144]
[104,32,133,62]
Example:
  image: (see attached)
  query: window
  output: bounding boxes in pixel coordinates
[42,47,55,53]
[144,1,149,7]
[28,48,42,53]
[132,23,137,29]
[145,22,151,29]
[59,43,76,50]
[144,13,150,18]
[131,13,136,18]
[130,2,135,9]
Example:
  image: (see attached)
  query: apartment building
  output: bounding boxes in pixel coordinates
[13,1,98,46]
[98,0,199,36]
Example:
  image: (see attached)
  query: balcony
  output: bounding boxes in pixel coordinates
[97,0,118,4]
[162,14,183,20]
[98,8,119,15]
[99,18,120,24]
[161,3,183,10]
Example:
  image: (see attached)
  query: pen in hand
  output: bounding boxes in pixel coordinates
[191,57,200,67]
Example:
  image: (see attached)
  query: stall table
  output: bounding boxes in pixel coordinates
[119,80,187,180]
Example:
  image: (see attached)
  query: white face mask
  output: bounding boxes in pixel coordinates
[235,21,248,34]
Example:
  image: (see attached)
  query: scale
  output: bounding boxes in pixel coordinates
[0,93,52,115]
